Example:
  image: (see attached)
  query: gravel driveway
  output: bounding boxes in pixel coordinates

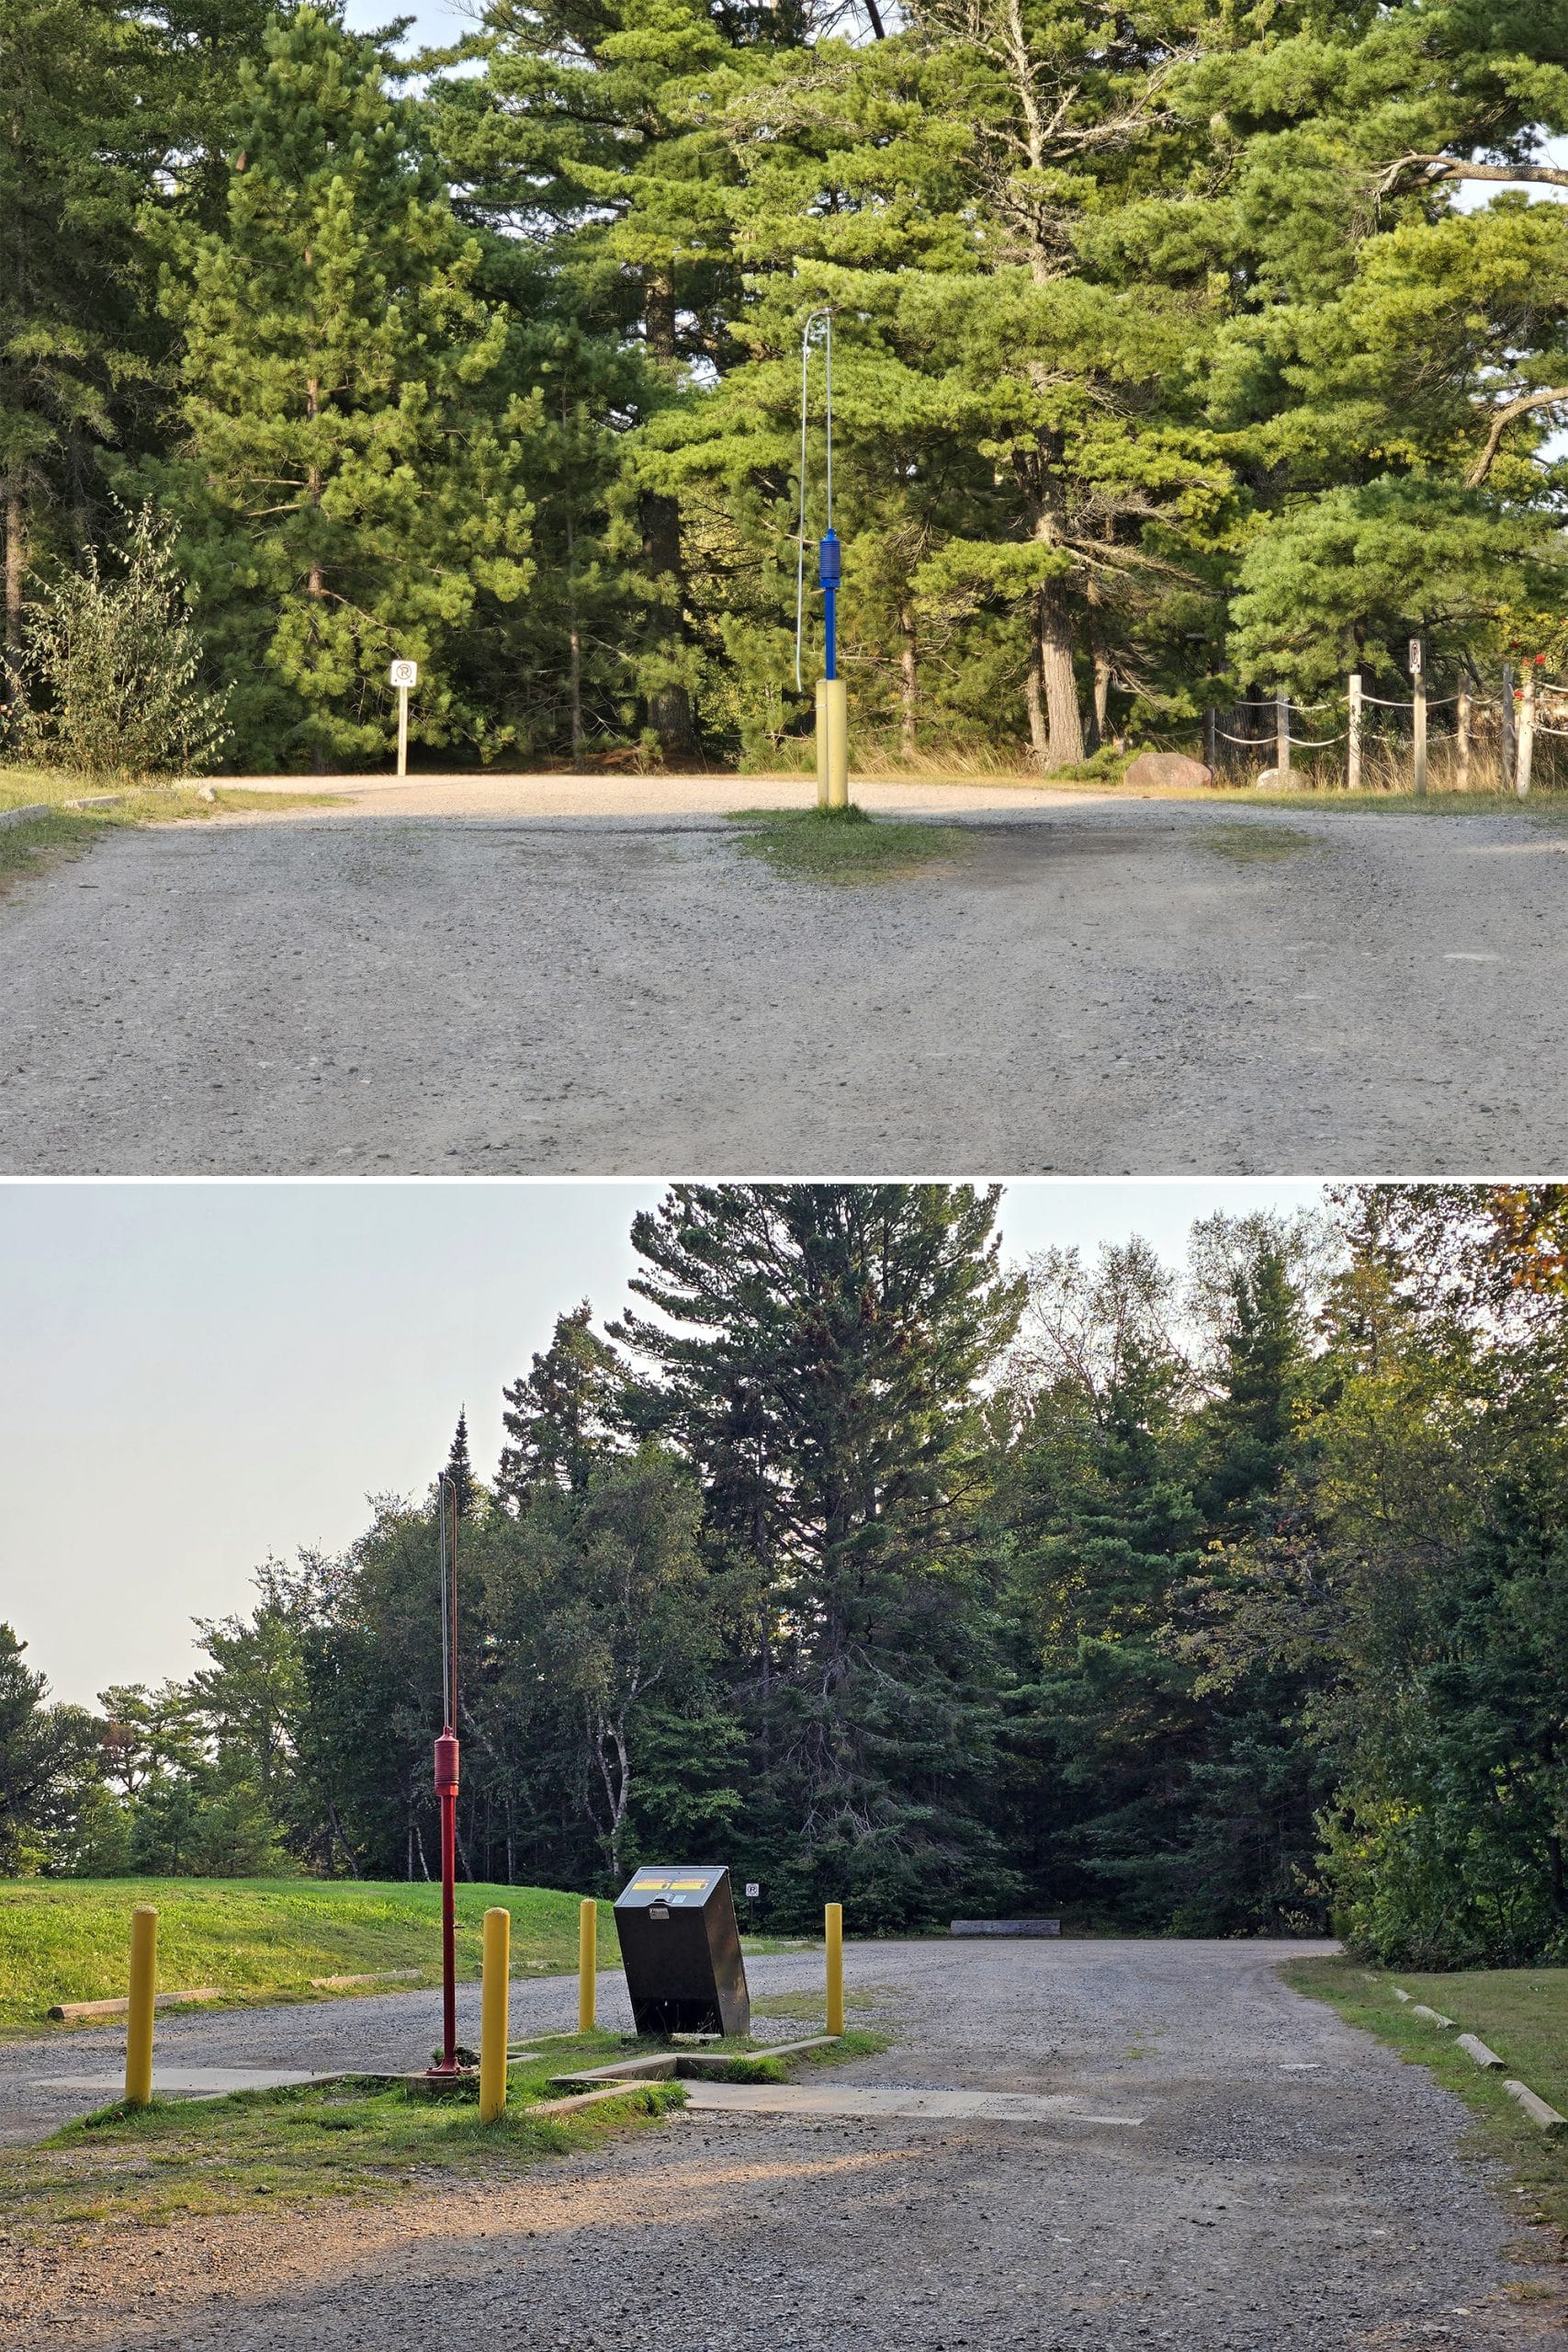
[4,1938,1562,2348]
[2,802,1565,1173]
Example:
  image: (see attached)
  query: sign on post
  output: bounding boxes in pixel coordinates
[389,659,419,777]
[744,1882,761,1900]
[1407,638,1422,676]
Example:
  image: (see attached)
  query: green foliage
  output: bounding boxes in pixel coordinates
[12,1188,1568,1962]
[7,0,1568,763]
[148,6,534,769]
[4,502,230,777]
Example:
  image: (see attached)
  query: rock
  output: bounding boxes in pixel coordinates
[1122,751,1213,790]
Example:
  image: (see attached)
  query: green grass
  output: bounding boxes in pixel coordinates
[0,1879,587,2034]
[0,2017,887,2245]
[727,803,973,881]
[0,2030,682,2243]
[0,765,334,821]
[1285,1956,1568,2260]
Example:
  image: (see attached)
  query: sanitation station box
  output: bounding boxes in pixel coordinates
[613,1865,750,2039]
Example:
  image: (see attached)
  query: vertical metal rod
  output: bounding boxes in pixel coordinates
[125,1905,157,2107]
[1347,673,1361,791]
[1517,661,1536,798]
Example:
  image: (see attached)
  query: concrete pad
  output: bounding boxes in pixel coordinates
[33,2066,356,2102]
[682,2079,1144,2126]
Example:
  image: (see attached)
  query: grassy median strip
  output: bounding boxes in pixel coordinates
[728,805,973,882]
[0,1880,587,2034]
[0,2034,682,2243]
[1285,1956,1568,2258]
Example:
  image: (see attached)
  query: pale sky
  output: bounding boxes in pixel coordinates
[0,1181,1325,1709]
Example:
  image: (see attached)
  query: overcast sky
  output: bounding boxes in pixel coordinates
[0,1180,1326,1708]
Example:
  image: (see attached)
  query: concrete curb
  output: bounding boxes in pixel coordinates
[0,803,54,828]
[46,1987,223,2022]
[548,2033,841,2094]
[1456,2033,1505,2071]
[1503,2079,1567,2136]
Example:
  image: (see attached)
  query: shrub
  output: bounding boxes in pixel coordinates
[4,502,230,781]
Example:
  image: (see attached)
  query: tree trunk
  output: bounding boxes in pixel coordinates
[1023,658,1049,769]
[4,480,24,655]
[1035,585,1084,767]
[565,508,584,763]
[898,604,918,755]
[641,268,696,763]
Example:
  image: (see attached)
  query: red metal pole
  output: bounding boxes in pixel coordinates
[434,1727,459,2070]
[428,1480,461,2075]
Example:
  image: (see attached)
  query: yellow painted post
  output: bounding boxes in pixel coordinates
[825,1901,844,2037]
[825,680,849,809]
[578,1897,597,2034]
[397,683,410,779]
[815,680,830,810]
[125,1905,157,2108]
[479,1906,511,2122]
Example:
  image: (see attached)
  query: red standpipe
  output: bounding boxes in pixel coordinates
[434,1728,460,2072]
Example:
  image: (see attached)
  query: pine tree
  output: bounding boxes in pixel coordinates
[150,6,535,769]
[444,1406,477,1518]
[496,1303,624,1512]
[612,1184,1025,1926]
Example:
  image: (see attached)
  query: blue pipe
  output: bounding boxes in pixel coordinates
[818,529,841,683]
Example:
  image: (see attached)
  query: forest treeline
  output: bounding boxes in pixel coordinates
[5,1182,1568,1969]
[3,0,1567,773]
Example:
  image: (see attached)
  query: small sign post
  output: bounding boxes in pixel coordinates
[389,658,419,778]
[1408,639,1426,796]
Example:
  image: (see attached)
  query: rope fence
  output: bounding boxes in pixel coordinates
[1201,662,1560,797]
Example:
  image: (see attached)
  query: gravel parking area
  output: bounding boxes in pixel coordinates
[3,1938,1562,2349]
[1,800,1565,1174]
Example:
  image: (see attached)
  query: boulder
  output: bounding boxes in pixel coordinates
[1122,750,1213,791]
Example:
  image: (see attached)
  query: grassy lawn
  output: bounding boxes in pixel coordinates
[0,1880,589,2034]
[728,804,973,880]
[0,765,335,821]
[1286,1956,1568,2260]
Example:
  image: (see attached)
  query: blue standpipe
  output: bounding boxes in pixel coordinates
[818,528,840,681]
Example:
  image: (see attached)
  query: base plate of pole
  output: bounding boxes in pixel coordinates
[405,2064,479,2098]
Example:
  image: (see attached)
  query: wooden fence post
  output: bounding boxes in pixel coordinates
[1347,673,1362,791]
[1275,686,1290,785]
[1517,661,1536,799]
[1410,639,1427,796]
[1456,681,1472,792]
[1204,706,1216,772]
[1502,661,1516,783]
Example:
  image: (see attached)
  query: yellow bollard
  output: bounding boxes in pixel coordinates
[578,1897,597,2034]
[825,1901,844,2037]
[815,679,830,810]
[824,680,849,809]
[479,1905,511,2122]
[125,1905,157,2107]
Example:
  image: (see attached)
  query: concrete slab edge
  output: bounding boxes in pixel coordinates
[0,804,55,828]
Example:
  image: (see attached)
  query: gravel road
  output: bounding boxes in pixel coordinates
[4,1938,1562,2349]
[2,800,1565,1173]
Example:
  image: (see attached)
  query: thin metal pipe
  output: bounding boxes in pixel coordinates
[795,308,831,692]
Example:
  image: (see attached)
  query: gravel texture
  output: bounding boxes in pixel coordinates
[1,800,1565,1174]
[3,1938,1562,2349]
